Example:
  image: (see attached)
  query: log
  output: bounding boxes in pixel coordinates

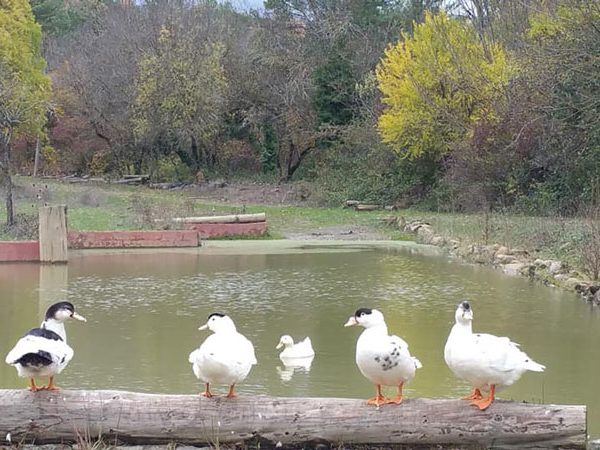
[114,176,148,185]
[0,390,586,449]
[354,203,381,211]
[172,213,266,224]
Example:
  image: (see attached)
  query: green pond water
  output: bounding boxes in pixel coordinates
[0,241,598,437]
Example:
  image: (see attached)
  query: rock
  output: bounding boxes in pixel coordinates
[495,254,517,264]
[548,260,564,274]
[511,248,529,257]
[565,277,584,290]
[431,236,445,246]
[521,264,536,278]
[574,283,590,294]
[417,224,434,244]
[533,258,547,268]
[502,263,525,276]
[497,246,510,255]
[448,239,460,249]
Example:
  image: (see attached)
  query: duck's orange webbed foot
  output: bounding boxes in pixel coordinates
[44,376,60,391]
[462,388,483,400]
[367,384,389,406]
[470,385,495,410]
[201,383,213,398]
[226,384,237,399]
[27,378,43,392]
[385,382,404,405]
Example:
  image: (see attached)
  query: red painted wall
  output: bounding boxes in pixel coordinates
[185,221,267,238]
[0,241,40,262]
[67,230,200,249]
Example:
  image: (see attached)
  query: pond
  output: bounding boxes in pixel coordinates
[0,240,598,438]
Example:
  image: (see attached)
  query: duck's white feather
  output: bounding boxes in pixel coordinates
[445,304,545,391]
[356,327,421,386]
[6,333,74,379]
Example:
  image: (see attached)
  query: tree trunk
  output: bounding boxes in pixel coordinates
[1,130,14,227]
[33,136,41,177]
[0,390,586,449]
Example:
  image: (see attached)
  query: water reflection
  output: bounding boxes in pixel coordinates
[0,242,598,438]
[277,356,315,382]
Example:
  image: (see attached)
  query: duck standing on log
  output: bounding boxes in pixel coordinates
[189,312,257,398]
[444,300,545,410]
[5,301,86,391]
[344,308,422,406]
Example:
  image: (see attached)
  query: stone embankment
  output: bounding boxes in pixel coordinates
[385,216,600,306]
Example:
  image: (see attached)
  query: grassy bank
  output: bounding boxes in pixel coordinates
[0,176,595,279]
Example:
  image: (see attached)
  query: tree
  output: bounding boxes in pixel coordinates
[376,11,511,159]
[133,24,228,174]
[0,0,51,226]
[518,2,600,212]
[31,0,102,37]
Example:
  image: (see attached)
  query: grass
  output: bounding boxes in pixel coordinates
[0,176,594,276]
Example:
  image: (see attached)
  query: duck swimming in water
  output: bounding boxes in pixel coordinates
[444,300,545,410]
[188,313,257,398]
[276,335,315,359]
[345,308,422,406]
[5,301,86,391]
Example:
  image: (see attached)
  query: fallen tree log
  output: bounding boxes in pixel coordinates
[0,390,586,449]
[172,213,266,224]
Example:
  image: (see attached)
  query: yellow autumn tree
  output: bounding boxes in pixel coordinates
[376,11,511,158]
[0,0,51,225]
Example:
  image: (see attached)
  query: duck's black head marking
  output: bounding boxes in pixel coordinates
[44,302,75,320]
[207,312,226,320]
[354,308,373,318]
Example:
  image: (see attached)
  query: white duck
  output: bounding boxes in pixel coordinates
[188,312,257,398]
[276,335,315,359]
[344,308,422,406]
[5,301,86,391]
[444,300,545,410]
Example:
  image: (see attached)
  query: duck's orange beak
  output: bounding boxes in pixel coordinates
[344,316,358,327]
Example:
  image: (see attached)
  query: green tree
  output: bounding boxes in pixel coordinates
[521,3,600,211]
[376,11,511,159]
[31,0,102,37]
[0,0,51,226]
[133,24,228,174]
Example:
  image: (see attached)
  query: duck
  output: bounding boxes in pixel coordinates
[444,300,545,410]
[276,335,315,359]
[5,301,87,391]
[188,312,257,398]
[344,308,422,406]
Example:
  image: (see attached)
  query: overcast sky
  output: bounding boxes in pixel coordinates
[224,0,265,12]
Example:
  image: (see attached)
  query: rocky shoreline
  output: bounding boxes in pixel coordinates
[386,216,600,306]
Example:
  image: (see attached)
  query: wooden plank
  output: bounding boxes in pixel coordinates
[38,205,68,263]
[67,230,200,249]
[0,390,586,449]
[172,213,266,224]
